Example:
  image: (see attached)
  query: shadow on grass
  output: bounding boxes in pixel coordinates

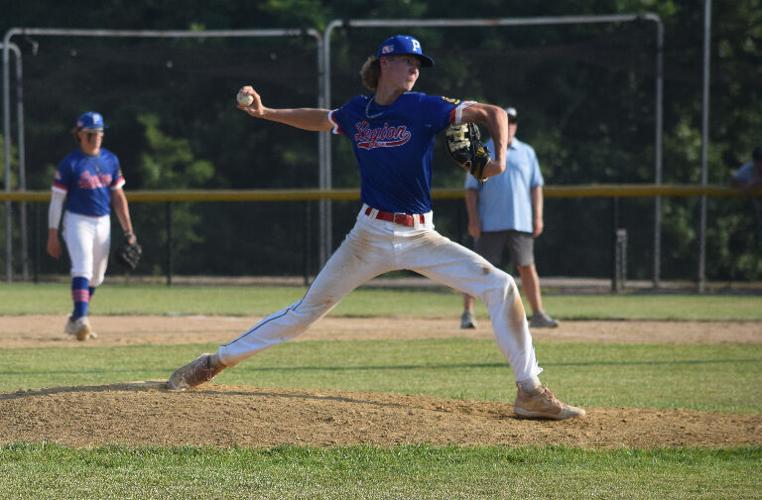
[0,357,759,380]
[235,357,762,372]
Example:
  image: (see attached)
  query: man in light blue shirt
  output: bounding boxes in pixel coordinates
[460,107,558,329]
[731,146,762,247]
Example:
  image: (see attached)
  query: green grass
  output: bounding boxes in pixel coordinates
[1,284,760,498]
[2,283,762,320]
[1,340,760,412]
[0,444,759,499]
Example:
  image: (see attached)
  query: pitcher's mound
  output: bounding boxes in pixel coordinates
[1,382,760,449]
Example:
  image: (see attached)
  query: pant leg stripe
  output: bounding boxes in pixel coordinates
[221,298,304,348]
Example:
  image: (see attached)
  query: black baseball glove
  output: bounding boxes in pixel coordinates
[445,122,490,181]
[115,238,142,271]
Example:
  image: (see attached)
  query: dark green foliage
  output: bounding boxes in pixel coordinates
[2,0,761,279]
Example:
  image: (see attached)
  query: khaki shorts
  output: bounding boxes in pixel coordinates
[475,230,534,268]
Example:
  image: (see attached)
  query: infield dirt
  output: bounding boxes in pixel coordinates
[1,316,760,449]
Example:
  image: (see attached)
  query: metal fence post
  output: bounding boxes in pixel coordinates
[610,197,619,292]
[698,0,712,293]
[33,201,40,283]
[303,201,312,286]
[165,201,172,287]
[614,229,628,293]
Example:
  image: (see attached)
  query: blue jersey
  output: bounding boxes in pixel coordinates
[52,148,125,217]
[329,92,462,214]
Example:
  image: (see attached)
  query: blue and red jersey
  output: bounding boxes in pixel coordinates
[51,148,125,217]
[329,92,469,214]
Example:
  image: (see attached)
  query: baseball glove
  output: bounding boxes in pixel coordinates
[445,122,490,181]
[115,240,142,271]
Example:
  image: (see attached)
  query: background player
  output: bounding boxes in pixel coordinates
[168,35,585,420]
[460,106,559,330]
[731,146,762,248]
[46,111,137,341]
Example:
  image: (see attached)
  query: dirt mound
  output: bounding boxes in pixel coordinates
[2,317,759,449]
[2,382,759,449]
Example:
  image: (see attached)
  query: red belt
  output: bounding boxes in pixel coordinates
[365,207,425,227]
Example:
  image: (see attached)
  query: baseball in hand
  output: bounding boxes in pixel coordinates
[237,91,254,107]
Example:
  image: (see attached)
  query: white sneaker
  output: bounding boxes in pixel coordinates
[167,353,226,391]
[514,385,585,420]
[64,316,97,341]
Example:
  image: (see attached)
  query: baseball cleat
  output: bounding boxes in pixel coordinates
[64,316,97,341]
[167,353,225,391]
[460,311,478,330]
[529,311,559,328]
[513,385,586,420]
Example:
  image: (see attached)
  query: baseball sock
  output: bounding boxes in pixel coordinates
[71,277,90,319]
[517,375,543,393]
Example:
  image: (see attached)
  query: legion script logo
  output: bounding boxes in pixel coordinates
[78,170,113,189]
[353,121,412,150]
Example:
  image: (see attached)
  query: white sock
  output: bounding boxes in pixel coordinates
[517,376,542,393]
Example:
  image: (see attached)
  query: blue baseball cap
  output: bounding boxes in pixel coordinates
[376,35,434,67]
[75,111,106,131]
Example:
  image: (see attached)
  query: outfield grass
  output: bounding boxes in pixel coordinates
[0,444,759,499]
[1,340,760,412]
[2,283,762,320]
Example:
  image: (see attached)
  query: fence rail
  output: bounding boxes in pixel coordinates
[4,184,760,289]
[1,184,760,203]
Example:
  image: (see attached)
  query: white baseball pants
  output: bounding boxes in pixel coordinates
[62,211,111,287]
[218,204,542,383]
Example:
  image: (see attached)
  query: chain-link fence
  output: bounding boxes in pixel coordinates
[2,22,761,285]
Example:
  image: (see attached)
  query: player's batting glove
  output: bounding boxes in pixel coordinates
[445,123,490,181]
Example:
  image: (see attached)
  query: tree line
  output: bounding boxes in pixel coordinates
[2,0,760,280]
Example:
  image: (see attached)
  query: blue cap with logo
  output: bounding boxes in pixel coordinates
[75,111,106,131]
[376,35,434,67]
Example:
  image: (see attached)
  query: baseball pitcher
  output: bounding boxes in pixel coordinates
[168,35,584,420]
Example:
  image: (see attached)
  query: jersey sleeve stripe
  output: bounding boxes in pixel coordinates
[52,181,67,193]
[451,100,477,125]
[327,109,344,135]
[111,176,126,190]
